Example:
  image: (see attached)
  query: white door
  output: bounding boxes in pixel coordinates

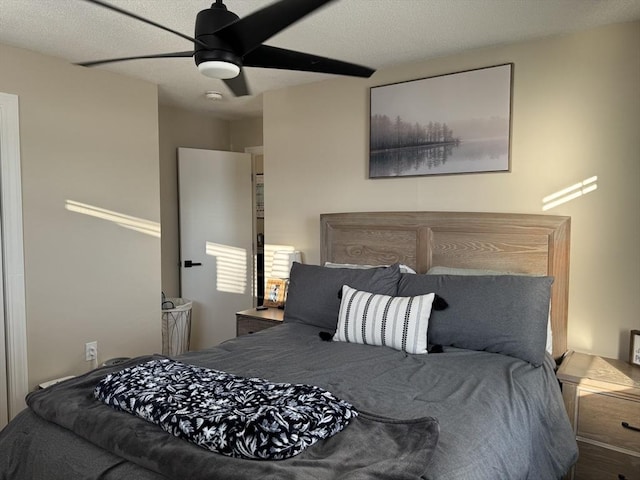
[178,148,253,350]
[0,92,28,427]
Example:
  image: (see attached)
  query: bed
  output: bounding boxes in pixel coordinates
[0,211,578,480]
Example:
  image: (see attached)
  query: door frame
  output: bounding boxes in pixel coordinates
[245,146,263,305]
[0,92,28,425]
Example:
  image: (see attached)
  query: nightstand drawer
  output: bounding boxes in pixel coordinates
[578,390,640,453]
[236,308,284,336]
[236,318,276,335]
[574,441,640,480]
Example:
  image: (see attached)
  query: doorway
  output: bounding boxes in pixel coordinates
[245,146,264,304]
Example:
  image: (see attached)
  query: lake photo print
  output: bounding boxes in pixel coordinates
[369,64,512,178]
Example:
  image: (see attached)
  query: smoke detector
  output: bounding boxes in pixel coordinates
[205,91,223,101]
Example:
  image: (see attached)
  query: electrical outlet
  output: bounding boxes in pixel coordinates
[85,341,97,362]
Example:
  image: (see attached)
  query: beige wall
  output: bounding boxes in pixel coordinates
[0,44,162,389]
[230,116,264,152]
[158,109,262,297]
[263,22,640,361]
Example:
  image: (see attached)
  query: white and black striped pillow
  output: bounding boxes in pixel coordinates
[334,285,435,354]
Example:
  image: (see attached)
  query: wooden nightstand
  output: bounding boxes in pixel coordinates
[557,351,640,480]
[236,308,284,336]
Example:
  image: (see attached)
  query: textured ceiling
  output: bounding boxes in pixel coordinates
[1,0,639,119]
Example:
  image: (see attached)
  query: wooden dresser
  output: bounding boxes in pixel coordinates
[557,351,640,480]
[236,307,284,336]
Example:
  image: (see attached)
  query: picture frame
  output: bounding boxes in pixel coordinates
[263,278,287,308]
[630,330,640,367]
[369,63,513,178]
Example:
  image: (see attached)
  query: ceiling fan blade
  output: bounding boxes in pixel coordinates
[82,0,209,49]
[216,0,334,56]
[222,70,250,97]
[77,51,194,67]
[244,45,375,78]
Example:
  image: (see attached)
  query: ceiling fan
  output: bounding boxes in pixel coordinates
[77,0,376,97]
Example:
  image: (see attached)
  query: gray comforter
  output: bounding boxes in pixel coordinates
[0,323,577,479]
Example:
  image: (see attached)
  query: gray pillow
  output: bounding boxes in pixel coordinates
[427,266,554,355]
[284,263,401,330]
[397,274,553,366]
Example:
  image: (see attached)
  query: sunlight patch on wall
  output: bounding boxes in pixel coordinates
[65,200,160,237]
[264,244,296,277]
[542,176,598,211]
[571,326,594,353]
[205,242,247,294]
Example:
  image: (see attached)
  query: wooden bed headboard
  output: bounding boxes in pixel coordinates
[320,211,571,359]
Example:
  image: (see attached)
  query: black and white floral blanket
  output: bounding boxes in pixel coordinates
[94,358,357,460]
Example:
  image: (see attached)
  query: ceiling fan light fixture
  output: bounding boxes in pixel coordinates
[198,60,240,79]
[78,0,376,98]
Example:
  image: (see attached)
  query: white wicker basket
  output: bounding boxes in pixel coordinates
[161,298,192,356]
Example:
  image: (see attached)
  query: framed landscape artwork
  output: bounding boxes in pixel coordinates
[369,63,513,178]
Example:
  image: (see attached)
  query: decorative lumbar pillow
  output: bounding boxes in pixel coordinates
[398,273,553,366]
[333,285,435,354]
[284,263,401,330]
